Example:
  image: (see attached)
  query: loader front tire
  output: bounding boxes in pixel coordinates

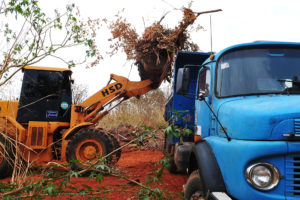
[0,135,15,179]
[66,129,114,172]
[106,134,121,164]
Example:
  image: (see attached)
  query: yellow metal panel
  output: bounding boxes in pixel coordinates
[70,104,85,128]
[0,101,8,117]
[6,116,26,142]
[20,144,53,163]
[62,122,92,140]
[0,115,26,143]
[80,74,152,107]
[47,122,70,133]
[79,74,126,107]
[0,101,19,119]
[28,121,48,149]
[24,66,71,72]
[7,101,18,119]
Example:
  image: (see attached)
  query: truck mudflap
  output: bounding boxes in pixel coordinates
[193,140,226,192]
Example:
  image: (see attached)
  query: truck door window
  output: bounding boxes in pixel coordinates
[198,68,211,96]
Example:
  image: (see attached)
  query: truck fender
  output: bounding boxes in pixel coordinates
[63,122,93,140]
[192,140,226,192]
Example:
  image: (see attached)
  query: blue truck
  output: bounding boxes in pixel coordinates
[164,41,300,200]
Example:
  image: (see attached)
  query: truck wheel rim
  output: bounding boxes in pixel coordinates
[75,139,103,164]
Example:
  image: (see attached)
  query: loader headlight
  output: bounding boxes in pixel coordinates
[245,163,280,190]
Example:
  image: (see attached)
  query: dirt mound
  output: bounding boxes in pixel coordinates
[108,124,165,151]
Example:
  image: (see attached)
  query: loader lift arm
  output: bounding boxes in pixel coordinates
[77,74,152,124]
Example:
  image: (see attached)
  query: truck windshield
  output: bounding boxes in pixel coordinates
[216,48,300,97]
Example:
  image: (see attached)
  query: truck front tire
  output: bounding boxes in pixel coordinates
[184,170,206,200]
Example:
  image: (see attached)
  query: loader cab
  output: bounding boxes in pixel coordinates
[16,66,72,123]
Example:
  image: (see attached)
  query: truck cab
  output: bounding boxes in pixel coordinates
[166,42,300,200]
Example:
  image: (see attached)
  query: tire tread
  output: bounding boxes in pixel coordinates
[66,129,114,172]
[0,135,15,179]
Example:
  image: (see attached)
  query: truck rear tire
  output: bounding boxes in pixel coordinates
[163,135,177,173]
[184,170,206,200]
[166,147,177,173]
[66,129,114,172]
[0,135,15,179]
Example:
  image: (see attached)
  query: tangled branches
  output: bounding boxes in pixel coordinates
[108,8,221,88]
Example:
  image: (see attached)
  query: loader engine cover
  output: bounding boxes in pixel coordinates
[17,68,72,123]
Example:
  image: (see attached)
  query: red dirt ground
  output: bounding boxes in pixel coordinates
[52,149,186,199]
[8,149,186,199]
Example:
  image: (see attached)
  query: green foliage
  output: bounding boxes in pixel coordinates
[0,0,101,87]
[43,184,58,196]
[164,110,193,144]
[165,124,193,144]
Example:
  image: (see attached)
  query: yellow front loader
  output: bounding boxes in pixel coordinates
[0,66,152,178]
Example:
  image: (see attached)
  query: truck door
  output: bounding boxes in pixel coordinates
[195,67,212,138]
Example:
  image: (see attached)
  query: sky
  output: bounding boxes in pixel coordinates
[4,0,300,98]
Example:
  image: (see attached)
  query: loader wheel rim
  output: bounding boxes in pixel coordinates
[75,139,103,163]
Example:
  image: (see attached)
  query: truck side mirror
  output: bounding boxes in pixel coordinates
[176,68,190,95]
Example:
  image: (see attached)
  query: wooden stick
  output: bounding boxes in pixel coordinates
[196,9,222,16]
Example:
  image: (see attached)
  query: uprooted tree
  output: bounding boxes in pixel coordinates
[108,7,221,88]
[0,0,101,87]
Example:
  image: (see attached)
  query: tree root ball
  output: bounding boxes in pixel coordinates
[137,50,172,89]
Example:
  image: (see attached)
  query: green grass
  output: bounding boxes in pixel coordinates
[97,89,168,129]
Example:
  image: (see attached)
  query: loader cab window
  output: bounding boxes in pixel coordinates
[24,71,69,98]
[17,69,72,123]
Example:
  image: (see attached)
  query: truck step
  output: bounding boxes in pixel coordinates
[211,192,232,200]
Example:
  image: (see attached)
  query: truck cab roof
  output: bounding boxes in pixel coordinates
[210,41,300,63]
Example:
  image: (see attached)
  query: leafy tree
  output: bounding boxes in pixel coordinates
[72,83,88,104]
[0,0,101,87]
